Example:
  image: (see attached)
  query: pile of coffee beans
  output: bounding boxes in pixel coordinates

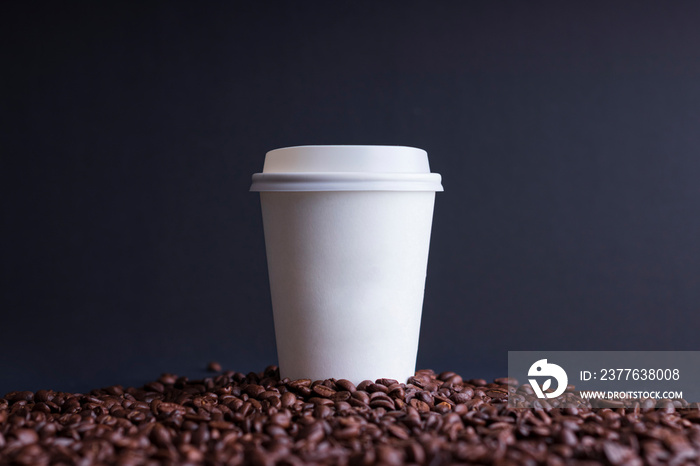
[2,365,700,465]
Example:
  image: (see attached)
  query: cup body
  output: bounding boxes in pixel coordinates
[251,146,442,384]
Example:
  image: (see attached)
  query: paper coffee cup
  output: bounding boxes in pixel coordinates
[251,146,443,384]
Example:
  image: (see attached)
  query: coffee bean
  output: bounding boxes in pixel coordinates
[279,391,296,408]
[150,423,171,448]
[351,390,370,404]
[243,384,265,399]
[248,398,262,411]
[312,385,335,398]
[313,404,333,419]
[494,377,517,386]
[560,427,578,446]
[450,391,472,404]
[369,391,392,401]
[207,361,222,372]
[104,385,124,396]
[659,400,676,414]
[366,383,389,394]
[36,391,54,405]
[409,398,430,413]
[386,423,409,440]
[596,399,625,409]
[376,378,398,387]
[336,379,356,393]
[158,373,178,385]
[434,401,452,413]
[388,387,405,400]
[332,425,360,440]
[333,401,351,413]
[298,421,324,444]
[369,398,395,410]
[347,397,368,410]
[288,379,310,390]
[416,391,434,406]
[4,391,34,403]
[376,445,404,465]
[407,376,425,388]
[308,396,333,406]
[288,380,312,397]
[330,391,351,402]
[405,442,425,463]
[14,428,39,445]
[422,384,439,395]
[180,444,204,462]
[485,388,508,400]
[356,380,372,391]
[603,441,637,465]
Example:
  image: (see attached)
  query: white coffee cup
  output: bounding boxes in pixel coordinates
[251,146,443,384]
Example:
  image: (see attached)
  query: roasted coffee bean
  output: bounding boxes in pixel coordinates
[34,390,51,403]
[659,400,676,414]
[356,380,372,391]
[369,398,395,410]
[351,390,370,404]
[406,441,426,463]
[4,391,34,403]
[243,384,265,399]
[207,361,222,372]
[329,391,351,403]
[376,378,398,387]
[450,390,472,404]
[334,401,352,413]
[288,379,311,390]
[313,404,333,419]
[376,445,404,465]
[298,421,325,443]
[434,401,452,413]
[336,379,356,393]
[386,423,410,439]
[269,411,290,428]
[308,396,333,407]
[312,384,336,398]
[485,388,508,400]
[150,423,171,448]
[366,383,389,394]
[280,391,296,409]
[332,424,360,440]
[409,398,430,413]
[14,428,39,444]
[416,390,434,406]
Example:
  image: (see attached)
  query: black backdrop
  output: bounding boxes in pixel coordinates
[3,1,700,394]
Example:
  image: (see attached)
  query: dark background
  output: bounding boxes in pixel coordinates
[2,1,700,394]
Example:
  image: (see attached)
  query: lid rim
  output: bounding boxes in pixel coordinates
[250,172,444,192]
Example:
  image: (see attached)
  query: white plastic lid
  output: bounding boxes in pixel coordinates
[250,145,444,192]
